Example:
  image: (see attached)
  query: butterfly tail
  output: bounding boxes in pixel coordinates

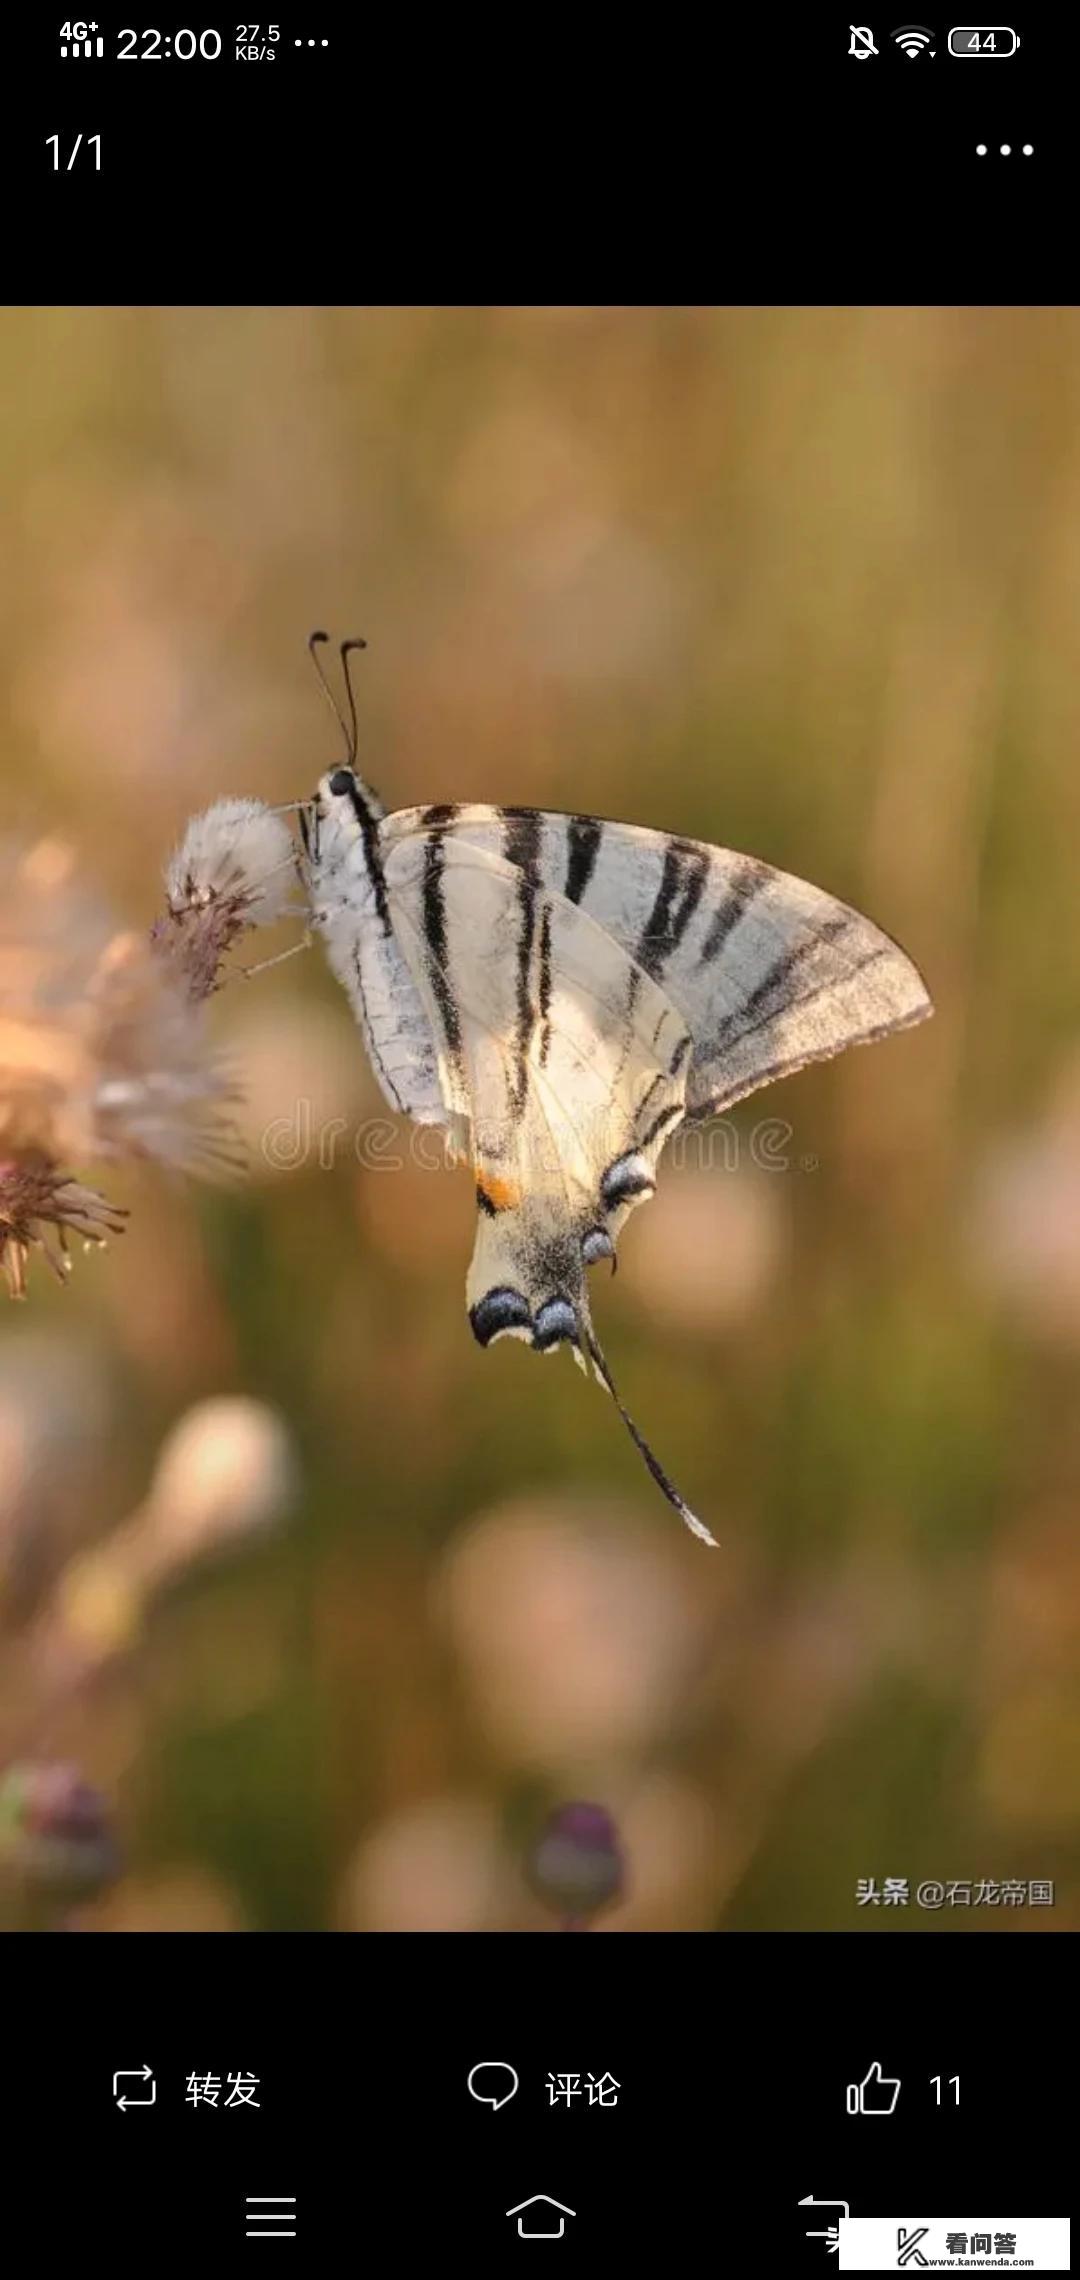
[577,1306,717,1548]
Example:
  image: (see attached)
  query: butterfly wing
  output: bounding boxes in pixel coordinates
[301,777,448,1125]
[308,787,932,1543]
[381,806,932,1120]
[381,824,715,1542]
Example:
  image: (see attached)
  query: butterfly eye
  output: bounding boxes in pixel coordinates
[328,768,355,797]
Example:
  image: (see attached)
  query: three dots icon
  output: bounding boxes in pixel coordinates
[976,143,1034,156]
[295,36,330,44]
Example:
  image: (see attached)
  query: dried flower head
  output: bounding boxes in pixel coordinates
[1,838,235,1158]
[87,928,240,1173]
[0,1153,127,1299]
[0,838,240,1294]
[152,797,299,1001]
[0,838,111,1161]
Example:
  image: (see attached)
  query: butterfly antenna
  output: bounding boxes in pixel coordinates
[578,1310,717,1547]
[307,629,355,763]
[340,637,367,765]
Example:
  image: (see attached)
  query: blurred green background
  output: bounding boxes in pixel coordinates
[1,306,1078,1932]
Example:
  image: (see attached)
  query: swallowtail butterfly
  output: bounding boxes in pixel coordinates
[300,637,932,1544]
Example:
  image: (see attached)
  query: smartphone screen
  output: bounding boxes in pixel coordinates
[1,16,1072,2268]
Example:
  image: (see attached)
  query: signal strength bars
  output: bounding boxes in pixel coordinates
[60,35,104,56]
[245,2197,297,2240]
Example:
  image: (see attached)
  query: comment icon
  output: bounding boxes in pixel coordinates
[467,2061,519,2111]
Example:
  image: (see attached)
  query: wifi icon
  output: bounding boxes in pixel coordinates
[892,24,934,57]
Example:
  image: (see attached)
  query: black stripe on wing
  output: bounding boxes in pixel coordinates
[709,912,852,1048]
[722,943,894,1056]
[421,829,465,1083]
[337,770,393,937]
[606,964,642,1094]
[686,999,932,1123]
[638,839,710,979]
[563,813,603,905]
[503,810,543,1118]
[698,858,771,963]
[638,1099,684,1152]
[538,903,554,1067]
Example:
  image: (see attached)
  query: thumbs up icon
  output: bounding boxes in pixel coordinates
[845,2061,901,2115]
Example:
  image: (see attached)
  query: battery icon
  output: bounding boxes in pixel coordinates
[947,26,1020,53]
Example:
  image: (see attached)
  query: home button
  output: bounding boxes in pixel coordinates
[506,2196,576,2241]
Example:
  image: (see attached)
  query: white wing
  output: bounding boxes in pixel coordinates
[380,804,932,1120]
[301,774,447,1124]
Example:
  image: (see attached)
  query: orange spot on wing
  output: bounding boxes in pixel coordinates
[477,1172,520,1213]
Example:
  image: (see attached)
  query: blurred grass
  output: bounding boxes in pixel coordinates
[1,306,1078,1930]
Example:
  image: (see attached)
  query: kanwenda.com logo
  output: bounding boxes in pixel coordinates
[838,2217,1069,2272]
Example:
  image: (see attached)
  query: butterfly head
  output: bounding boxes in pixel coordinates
[310,761,387,834]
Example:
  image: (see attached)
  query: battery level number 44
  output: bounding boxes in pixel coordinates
[948,26,1020,54]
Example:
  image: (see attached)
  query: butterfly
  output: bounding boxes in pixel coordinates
[299,635,932,1544]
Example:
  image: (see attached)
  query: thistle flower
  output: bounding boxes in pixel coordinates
[0,1154,127,1300]
[0,837,238,1294]
[527,1801,626,1927]
[151,797,299,1002]
[86,928,240,1173]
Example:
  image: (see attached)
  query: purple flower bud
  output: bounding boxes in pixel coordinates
[0,1762,121,1898]
[527,1801,626,1924]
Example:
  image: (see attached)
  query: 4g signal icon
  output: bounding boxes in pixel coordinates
[59,20,104,56]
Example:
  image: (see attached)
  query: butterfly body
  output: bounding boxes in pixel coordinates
[302,757,932,1545]
[304,768,447,1129]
